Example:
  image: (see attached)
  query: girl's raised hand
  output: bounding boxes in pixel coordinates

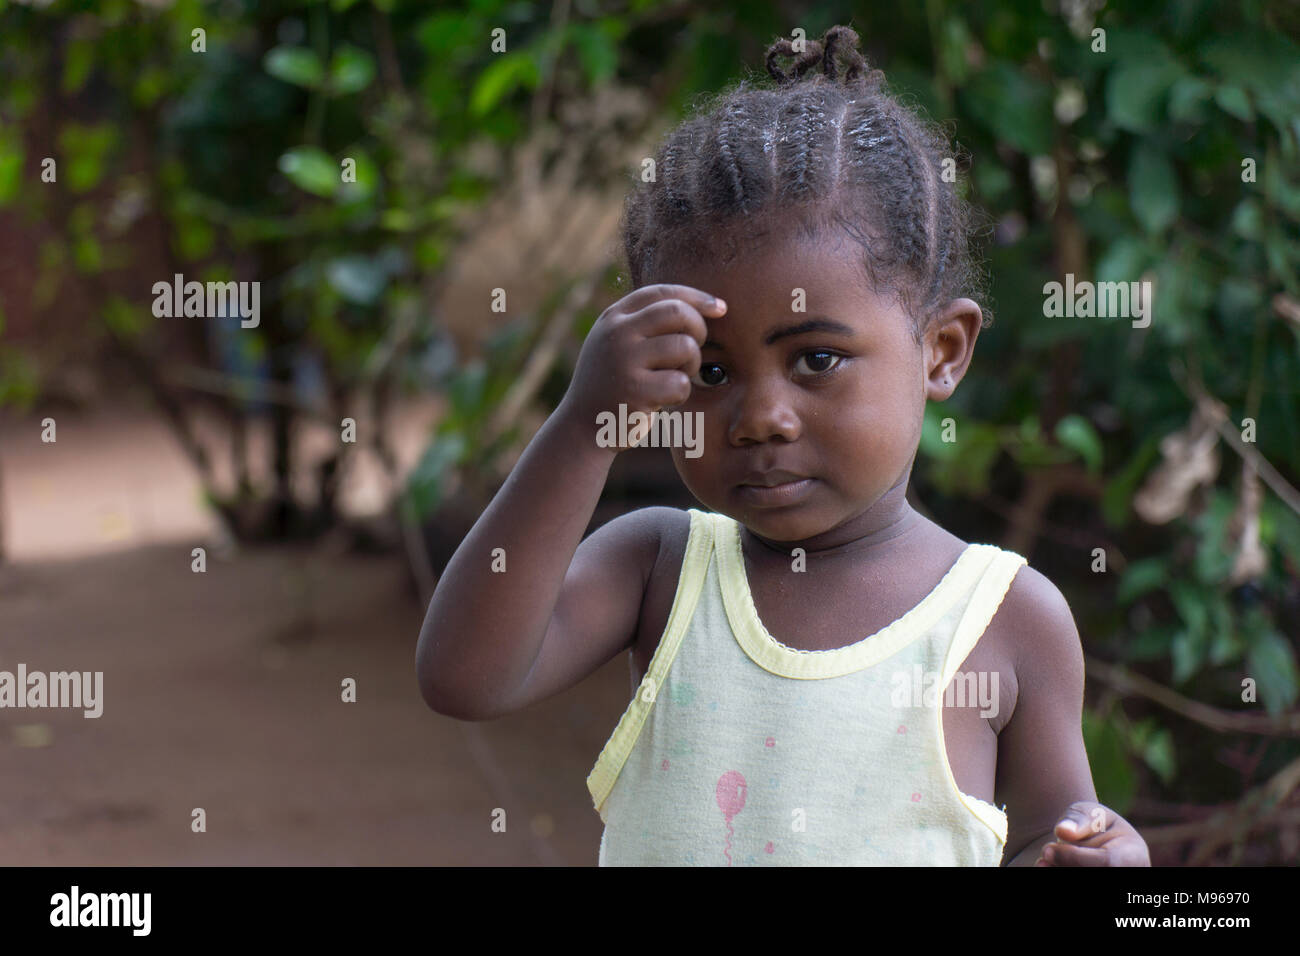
[557,283,726,453]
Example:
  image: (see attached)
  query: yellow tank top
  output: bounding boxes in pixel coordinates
[586,509,1027,866]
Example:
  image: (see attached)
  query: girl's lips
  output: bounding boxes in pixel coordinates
[735,477,816,507]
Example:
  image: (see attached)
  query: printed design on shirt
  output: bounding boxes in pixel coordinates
[715,770,747,866]
[669,679,696,706]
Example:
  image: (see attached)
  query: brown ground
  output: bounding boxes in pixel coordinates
[0,540,631,866]
[0,405,629,865]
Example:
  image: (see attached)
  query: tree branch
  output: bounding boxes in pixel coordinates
[1086,654,1300,737]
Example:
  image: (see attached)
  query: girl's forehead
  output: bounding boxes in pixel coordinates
[659,230,874,295]
[658,243,901,321]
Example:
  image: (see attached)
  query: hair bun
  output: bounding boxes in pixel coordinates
[765,25,884,91]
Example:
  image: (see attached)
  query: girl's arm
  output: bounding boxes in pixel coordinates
[416,284,725,721]
[994,566,1149,866]
[415,409,622,720]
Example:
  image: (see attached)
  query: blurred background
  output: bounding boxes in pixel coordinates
[0,0,1297,865]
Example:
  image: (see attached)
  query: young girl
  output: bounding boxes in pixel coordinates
[417,26,1150,867]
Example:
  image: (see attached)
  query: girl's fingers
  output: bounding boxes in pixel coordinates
[640,369,693,409]
[631,297,711,344]
[618,283,726,321]
[1042,841,1110,866]
[1054,802,1114,842]
[639,333,701,375]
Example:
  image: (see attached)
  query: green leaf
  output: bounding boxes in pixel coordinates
[73,235,102,272]
[264,46,326,89]
[1262,154,1300,223]
[919,408,1001,496]
[961,62,1053,154]
[175,216,215,261]
[416,12,482,60]
[278,147,338,198]
[1263,496,1300,569]
[1125,624,1178,662]
[337,150,379,203]
[1102,31,1186,132]
[1214,84,1254,122]
[328,46,375,95]
[1199,32,1300,129]
[1128,146,1179,234]
[1230,199,1264,240]
[1102,436,1160,529]
[58,123,117,194]
[0,348,39,410]
[103,296,149,339]
[1171,627,1208,684]
[1106,57,1185,132]
[1116,557,1167,605]
[1170,580,1209,639]
[446,361,488,420]
[1055,414,1103,474]
[0,133,23,205]
[938,16,973,85]
[920,402,961,460]
[569,22,618,85]
[1082,709,1136,814]
[1167,75,1212,122]
[1243,612,1300,714]
[406,434,467,518]
[1095,236,1152,287]
[1142,728,1177,785]
[62,37,95,94]
[132,66,170,108]
[470,52,540,116]
[326,255,388,305]
[1192,492,1237,584]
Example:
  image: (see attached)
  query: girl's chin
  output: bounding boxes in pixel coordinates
[725,506,832,545]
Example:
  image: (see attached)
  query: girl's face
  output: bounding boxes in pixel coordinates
[661,228,974,547]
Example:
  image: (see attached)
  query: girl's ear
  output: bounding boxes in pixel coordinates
[924,298,983,401]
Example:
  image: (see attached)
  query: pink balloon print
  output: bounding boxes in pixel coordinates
[716,770,747,818]
[715,770,747,866]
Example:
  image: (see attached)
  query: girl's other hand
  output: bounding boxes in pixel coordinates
[1034,801,1151,866]
[557,284,726,453]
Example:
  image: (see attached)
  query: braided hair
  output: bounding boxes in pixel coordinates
[621,25,988,343]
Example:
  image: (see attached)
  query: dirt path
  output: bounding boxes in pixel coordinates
[0,405,629,865]
[0,541,628,865]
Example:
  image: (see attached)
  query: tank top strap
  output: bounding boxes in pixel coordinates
[938,546,1028,687]
[586,508,716,817]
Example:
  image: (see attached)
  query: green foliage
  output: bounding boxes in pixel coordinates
[2,0,1297,846]
[264,47,326,89]
[278,146,339,198]
[1083,708,1137,814]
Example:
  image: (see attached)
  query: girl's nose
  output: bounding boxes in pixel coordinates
[726,381,802,445]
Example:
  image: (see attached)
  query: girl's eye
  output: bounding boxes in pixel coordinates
[691,353,842,387]
[693,363,728,387]
[794,351,842,375]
